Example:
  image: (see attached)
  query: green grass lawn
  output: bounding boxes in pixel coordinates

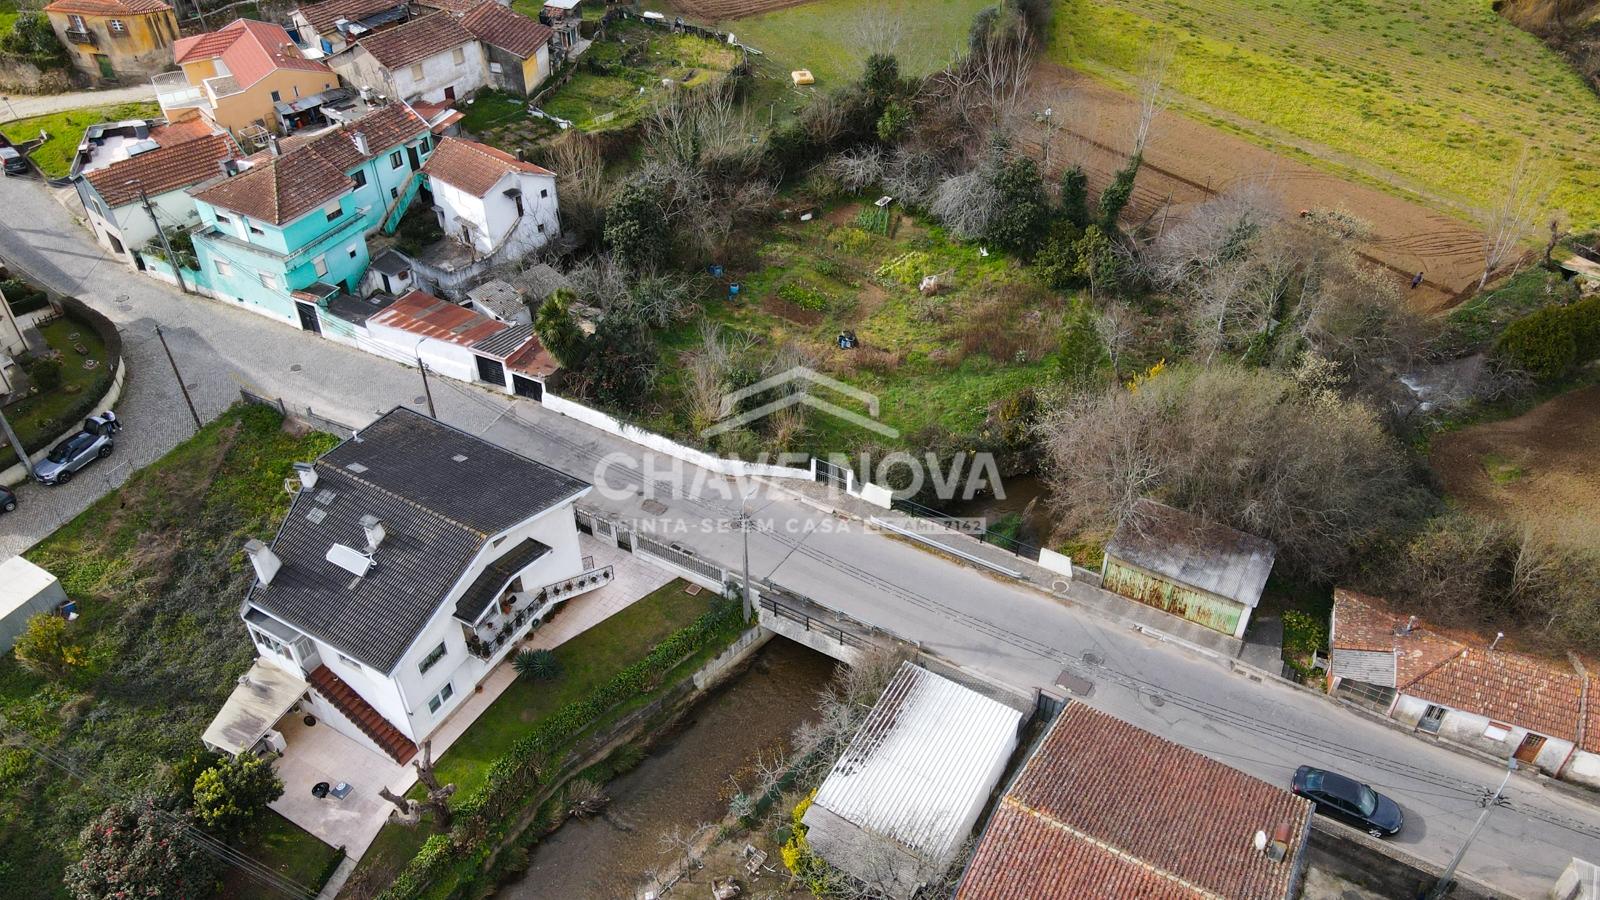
[1050,0,1600,228]
[223,811,342,900]
[347,579,716,891]
[0,405,339,900]
[538,21,738,131]
[0,314,111,468]
[0,101,161,179]
[0,0,20,36]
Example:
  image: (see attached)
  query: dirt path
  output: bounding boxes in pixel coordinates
[1431,385,1600,548]
[1,83,156,124]
[1019,66,1488,313]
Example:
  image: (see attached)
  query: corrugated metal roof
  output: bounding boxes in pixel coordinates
[1105,499,1277,608]
[809,662,1022,866]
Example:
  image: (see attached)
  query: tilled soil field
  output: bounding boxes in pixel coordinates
[668,0,816,20]
[1431,385,1600,548]
[1019,66,1489,313]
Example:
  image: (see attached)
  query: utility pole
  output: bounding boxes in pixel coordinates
[1429,759,1518,899]
[0,404,33,480]
[417,355,436,418]
[737,490,754,621]
[135,183,189,294]
[154,324,202,432]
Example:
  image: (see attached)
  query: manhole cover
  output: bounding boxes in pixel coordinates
[641,499,668,515]
[290,364,303,372]
[1082,651,1103,667]
[415,396,427,405]
[1146,693,1167,707]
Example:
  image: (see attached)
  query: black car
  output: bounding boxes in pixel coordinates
[0,485,15,513]
[1292,766,1404,837]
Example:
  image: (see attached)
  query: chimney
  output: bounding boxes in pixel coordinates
[267,134,281,157]
[244,539,282,585]
[352,130,369,156]
[360,514,386,553]
[1490,631,1504,652]
[293,461,318,490]
[1396,615,1416,637]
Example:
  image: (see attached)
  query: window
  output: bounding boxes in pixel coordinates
[348,247,358,259]
[252,629,291,661]
[1483,721,1512,742]
[108,19,126,33]
[337,651,361,670]
[324,201,341,222]
[389,150,403,169]
[293,85,301,98]
[351,169,367,188]
[249,224,265,236]
[1419,704,1446,734]
[68,14,85,30]
[270,90,281,102]
[214,259,233,277]
[452,47,465,65]
[419,641,447,674]
[409,63,424,81]
[389,186,399,199]
[539,188,548,199]
[313,255,328,277]
[536,223,545,234]
[257,270,278,289]
[215,212,232,227]
[426,682,454,714]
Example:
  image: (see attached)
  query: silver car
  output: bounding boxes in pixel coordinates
[35,429,113,485]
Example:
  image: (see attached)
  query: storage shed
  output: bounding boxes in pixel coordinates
[802,662,1023,897]
[0,557,69,653]
[1101,499,1276,639]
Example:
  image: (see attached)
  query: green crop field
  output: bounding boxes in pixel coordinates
[729,0,990,84]
[1051,0,1600,227]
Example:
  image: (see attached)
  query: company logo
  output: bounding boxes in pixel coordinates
[699,366,899,439]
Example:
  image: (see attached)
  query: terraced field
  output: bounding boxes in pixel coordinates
[1052,0,1600,228]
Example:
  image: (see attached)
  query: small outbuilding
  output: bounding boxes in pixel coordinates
[802,662,1023,897]
[1101,499,1276,639]
[0,557,69,653]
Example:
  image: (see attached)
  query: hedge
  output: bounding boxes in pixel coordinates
[1494,296,1600,383]
[379,598,747,900]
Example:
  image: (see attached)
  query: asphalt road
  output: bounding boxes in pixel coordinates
[1,173,1597,897]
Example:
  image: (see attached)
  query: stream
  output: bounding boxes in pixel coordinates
[500,638,837,899]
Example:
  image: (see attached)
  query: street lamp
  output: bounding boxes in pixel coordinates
[1428,758,1518,899]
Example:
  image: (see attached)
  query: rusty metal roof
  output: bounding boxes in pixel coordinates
[1105,499,1277,608]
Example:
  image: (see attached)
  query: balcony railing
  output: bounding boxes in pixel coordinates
[153,72,207,110]
[466,565,615,659]
[65,28,96,45]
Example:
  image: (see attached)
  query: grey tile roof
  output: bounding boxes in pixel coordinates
[453,537,550,622]
[470,322,536,359]
[247,407,589,671]
[466,278,524,321]
[1105,499,1277,608]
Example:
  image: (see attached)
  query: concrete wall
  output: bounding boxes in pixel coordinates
[48,9,177,83]
[1390,694,1574,775]
[1563,750,1600,791]
[1306,817,1496,899]
[388,43,487,104]
[78,180,201,265]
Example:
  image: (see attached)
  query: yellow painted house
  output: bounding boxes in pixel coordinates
[155,19,339,140]
[43,0,178,85]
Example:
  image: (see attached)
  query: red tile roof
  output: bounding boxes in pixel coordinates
[420,0,489,11]
[369,290,508,346]
[149,117,221,146]
[296,0,406,34]
[43,0,169,16]
[460,2,551,58]
[242,103,429,171]
[1331,590,1595,750]
[192,144,353,225]
[173,19,331,91]
[958,704,1311,900]
[356,12,475,69]
[86,132,239,208]
[505,336,558,377]
[422,135,552,196]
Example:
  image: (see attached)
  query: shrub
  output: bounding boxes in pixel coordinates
[777,280,831,311]
[23,353,63,392]
[983,156,1051,255]
[876,100,913,144]
[12,613,81,679]
[1566,295,1600,361]
[65,799,216,900]
[1495,304,1577,382]
[603,180,670,271]
[514,648,561,681]
[191,752,284,835]
[1033,222,1085,289]
[875,251,937,286]
[1098,155,1141,231]
[1059,166,1089,227]
[1057,308,1108,386]
[1,278,50,315]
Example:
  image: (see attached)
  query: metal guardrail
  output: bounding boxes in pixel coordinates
[758,596,865,649]
[890,493,1044,562]
[635,533,724,582]
[238,388,358,436]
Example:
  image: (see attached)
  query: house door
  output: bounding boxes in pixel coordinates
[95,55,115,80]
[407,144,420,171]
[294,301,322,334]
[1514,732,1547,764]
[512,374,542,400]
[444,86,456,102]
[475,355,506,386]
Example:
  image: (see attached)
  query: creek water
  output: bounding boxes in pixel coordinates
[500,638,837,900]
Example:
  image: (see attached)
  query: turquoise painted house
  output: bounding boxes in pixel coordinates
[189,103,432,327]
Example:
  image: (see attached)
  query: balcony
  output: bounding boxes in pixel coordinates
[466,565,615,660]
[65,28,96,46]
[152,71,207,111]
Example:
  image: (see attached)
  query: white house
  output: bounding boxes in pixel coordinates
[421,135,558,256]
[203,407,603,763]
[1326,589,1600,791]
[366,289,558,399]
[330,12,486,104]
[0,558,69,654]
[73,124,239,265]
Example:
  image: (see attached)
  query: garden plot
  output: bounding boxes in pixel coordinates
[649,202,1071,454]
[539,21,739,132]
[1050,0,1600,230]
[1017,66,1488,313]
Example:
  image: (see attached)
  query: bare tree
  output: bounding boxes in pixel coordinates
[657,822,717,870]
[860,7,904,58]
[1479,148,1552,289]
[1130,44,1173,156]
[377,741,456,831]
[546,131,610,243]
[1094,301,1137,382]
[564,779,609,818]
[829,147,885,195]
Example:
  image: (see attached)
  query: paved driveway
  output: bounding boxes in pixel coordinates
[2,174,1599,897]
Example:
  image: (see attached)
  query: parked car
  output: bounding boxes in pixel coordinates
[0,485,15,513]
[1292,765,1404,837]
[34,429,114,485]
[0,146,26,176]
